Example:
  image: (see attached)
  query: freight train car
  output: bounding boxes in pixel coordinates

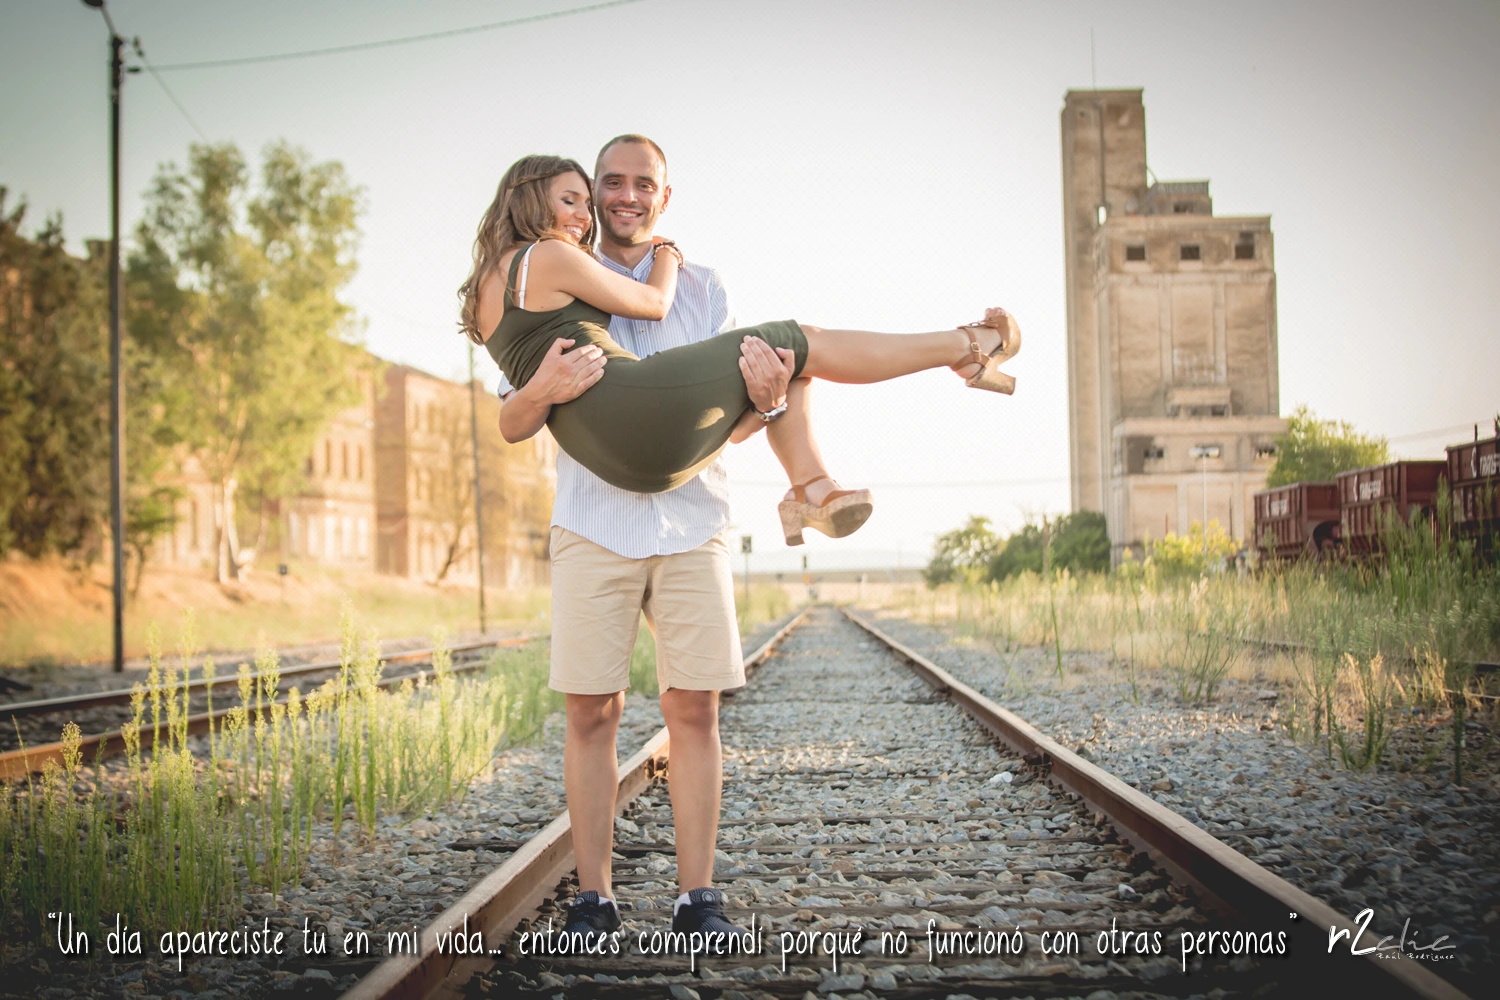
[1447,425,1500,539]
[1253,482,1341,559]
[1335,460,1448,551]
[1254,423,1500,562]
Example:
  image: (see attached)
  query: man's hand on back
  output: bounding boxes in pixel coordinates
[497,338,607,443]
[531,338,608,404]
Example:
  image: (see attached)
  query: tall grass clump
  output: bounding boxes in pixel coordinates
[904,496,1498,777]
[735,582,793,632]
[1160,578,1244,703]
[1331,654,1396,770]
[0,604,558,949]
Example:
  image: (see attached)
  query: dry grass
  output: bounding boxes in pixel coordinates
[0,556,547,668]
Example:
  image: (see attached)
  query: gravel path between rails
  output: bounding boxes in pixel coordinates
[2,616,797,1000]
[863,607,1500,998]
[483,604,1251,999]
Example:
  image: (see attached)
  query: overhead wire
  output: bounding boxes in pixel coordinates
[150,0,650,72]
[733,478,1069,489]
[131,39,209,141]
[1387,422,1492,444]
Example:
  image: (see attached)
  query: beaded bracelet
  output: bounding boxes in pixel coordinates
[652,240,684,268]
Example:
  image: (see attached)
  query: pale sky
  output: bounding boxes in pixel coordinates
[4,0,1498,573]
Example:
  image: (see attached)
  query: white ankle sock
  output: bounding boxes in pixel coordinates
[673,891,693,916]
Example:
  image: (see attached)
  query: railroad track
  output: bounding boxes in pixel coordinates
[341,606,1468,1000]
[0,634,540,779]
[1234,634,1498,676]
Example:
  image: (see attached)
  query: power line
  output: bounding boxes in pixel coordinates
[1388,422,1490,444]
[132,39,209,141]
[729,479,1068,491]
[151,0,650,72]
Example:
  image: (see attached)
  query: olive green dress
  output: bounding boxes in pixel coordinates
[484,242,808,494]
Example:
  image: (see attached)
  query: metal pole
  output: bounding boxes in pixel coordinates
[108,29,125,673]
[467,343,487,633]
[1201,455,1208,564]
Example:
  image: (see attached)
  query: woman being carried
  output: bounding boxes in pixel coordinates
[460,155,1020,545]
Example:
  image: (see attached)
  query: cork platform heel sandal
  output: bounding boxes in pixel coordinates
[956,306,1022,394]
[778,477,874,547]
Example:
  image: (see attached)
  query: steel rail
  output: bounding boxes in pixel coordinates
[341,606,811,1000]
[1,635,540,722]
[1235,634,1498,675]
[0,637,540,781]
[841,606,1468,1000]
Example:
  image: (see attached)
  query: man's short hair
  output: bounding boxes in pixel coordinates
[596,134,668,183]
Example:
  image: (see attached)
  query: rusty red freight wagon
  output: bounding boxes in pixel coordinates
[1447,427,1500,532]
[1335,460,1448,549]
[1253,482,1341,559]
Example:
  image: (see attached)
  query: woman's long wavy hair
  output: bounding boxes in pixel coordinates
[458,154,595,344]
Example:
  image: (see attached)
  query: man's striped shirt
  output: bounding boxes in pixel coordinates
[496,251,735,559]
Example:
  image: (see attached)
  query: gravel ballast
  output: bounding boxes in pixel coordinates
[864,607,1499,998]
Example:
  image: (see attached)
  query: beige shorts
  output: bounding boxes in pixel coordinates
[548,526,745,695]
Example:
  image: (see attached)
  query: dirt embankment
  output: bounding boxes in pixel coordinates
[0,555,547,673]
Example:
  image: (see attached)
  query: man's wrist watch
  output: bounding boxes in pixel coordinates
[755,401,788,423]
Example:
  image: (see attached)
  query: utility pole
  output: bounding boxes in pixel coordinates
[84,0,128,672]
[468,342,487,633]
[740,535,752,611]
[1189,445,1222,567]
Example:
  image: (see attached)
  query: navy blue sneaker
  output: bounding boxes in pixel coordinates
[557,890,621,953]
[671,887,747,952]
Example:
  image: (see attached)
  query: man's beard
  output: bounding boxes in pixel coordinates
[599,213,655,246]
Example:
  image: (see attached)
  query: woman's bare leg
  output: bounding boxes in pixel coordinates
[798,322,1006,383]
[765,378,843,505]
[754,314,1015,530]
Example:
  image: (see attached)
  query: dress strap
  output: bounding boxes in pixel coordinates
[503,240,543,310]
[518,242,539,309]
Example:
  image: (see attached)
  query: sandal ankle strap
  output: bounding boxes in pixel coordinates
[790,476,860,505]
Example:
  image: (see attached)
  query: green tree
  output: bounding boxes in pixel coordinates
[1050,511,1111,574]
[128,142,366,582]
[1267,405,1389,487]
[986,512,1110,581]
[1144,520,1240,577]
[924,514,999,587]
[0,189,187,582]
[989,522,1043,580]
[1,192,113,560]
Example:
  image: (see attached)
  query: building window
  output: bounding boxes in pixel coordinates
[190,499,200,549]
[1255,443,1277,459]
[324,439,333,474]
[1125,244,1146,262]
[1173,202,1192,214]
[1234,232,1255,259]
[357,445,365,480]
[1144,445,1165,460]
[341,442,349,479]
[1179,244,1201,261]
